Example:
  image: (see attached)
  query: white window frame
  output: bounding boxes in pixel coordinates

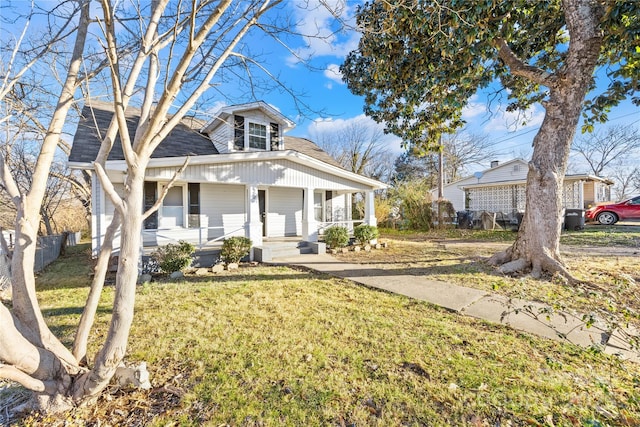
[245,120,270,151]
[159,183,187,228]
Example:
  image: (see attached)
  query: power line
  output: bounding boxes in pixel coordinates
[478,110,640,150]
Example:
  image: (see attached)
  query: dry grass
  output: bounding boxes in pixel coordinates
[335,236,640,337]
[3,242,636,426]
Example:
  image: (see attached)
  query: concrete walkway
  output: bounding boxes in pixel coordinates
[272,253,638,363]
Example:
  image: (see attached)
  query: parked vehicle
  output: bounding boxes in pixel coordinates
[586,195,640,225]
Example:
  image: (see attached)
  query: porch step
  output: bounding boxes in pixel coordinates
[254,241,325,262]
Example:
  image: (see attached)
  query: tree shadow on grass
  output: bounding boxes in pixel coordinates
[41,306,112,347]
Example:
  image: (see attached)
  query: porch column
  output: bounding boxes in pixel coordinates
[246,184,263,248]
[302,188,318,242]
[364,190,377,227]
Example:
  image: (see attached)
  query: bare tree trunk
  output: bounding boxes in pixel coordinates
[72,169,145,402]
[489,0,603,279]
[0,0,91,411]
[72,211,121,364]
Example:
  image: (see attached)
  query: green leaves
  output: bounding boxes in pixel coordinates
[342,0,639,147]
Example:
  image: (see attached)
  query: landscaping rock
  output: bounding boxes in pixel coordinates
[341,247,349,254]
[169,271,184,280]
[330,249,339,254]
[194,268,208,276]
[226,263,239,270]
[138,273,152,284]
[374,243,382,250]
[364,245,371,252]
[353,246,361,252]
[211,264,225,274]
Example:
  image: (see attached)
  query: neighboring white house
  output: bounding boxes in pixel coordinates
[439,159,613,213]
[68,101,386,260]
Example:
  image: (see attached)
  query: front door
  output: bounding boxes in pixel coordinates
[258,190,266,236]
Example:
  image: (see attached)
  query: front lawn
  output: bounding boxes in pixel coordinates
[379,224,640,247]
[9,243,640,425]
[336,236,639,344]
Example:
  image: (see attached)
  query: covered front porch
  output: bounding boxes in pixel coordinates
[136,183,377,262]
[92,152,385,261]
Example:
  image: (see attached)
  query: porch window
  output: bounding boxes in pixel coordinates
[143,181,157,229]
[248,122,267,149]
[324,191,334,222]
[162,186,184,227]
[314,191,323,221]
[188,183,200,228]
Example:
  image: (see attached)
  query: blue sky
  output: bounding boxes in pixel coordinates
[3,0,638,174]
[258,0,640,174]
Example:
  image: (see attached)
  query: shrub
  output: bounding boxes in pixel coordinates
[220,236,252,264]
[389,178,434,230]
[354,224,379,245]
[324,226,349,249]
[151,240,195,273]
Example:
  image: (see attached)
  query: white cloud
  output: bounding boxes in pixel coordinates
[306,114,405,154]
[461,95,487,120]
[483,104,545,133]
[323,63,343,84]
[287,0,361,65]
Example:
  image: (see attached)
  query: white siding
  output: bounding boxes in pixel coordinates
[442,179,473,211]
[479,161,528,183]
[442,160,529,211]
[145,158,371,192]
[102,183,124,254]
[209,118,231,153]
[200,184,246,241]
[91,172,101,256]
[243,109,276,125]
[267,187,302,237]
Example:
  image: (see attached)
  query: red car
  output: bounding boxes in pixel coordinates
[586,195,640,225]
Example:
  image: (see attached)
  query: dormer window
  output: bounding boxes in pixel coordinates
[248,122,267,149]
[233,114,280,152]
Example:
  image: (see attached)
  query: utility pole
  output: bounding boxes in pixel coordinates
[437,134,444,228]
[438,136,444,200]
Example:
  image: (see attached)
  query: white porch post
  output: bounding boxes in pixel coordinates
[364,190,377,227]
[302,188,318,242]
[246,184,263,248]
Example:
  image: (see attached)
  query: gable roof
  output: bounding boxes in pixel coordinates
[442,158,529,189]
[68,101,339,170]
[202,101,295,133]
[442,158,613,190]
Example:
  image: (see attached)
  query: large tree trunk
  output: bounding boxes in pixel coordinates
[0,0,90,412]
[71,168,145,403]
[488,0,604,279]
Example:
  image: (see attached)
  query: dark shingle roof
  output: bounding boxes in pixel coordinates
[69,101,345,171]
[282,136,344,169]
[69,101,217,163]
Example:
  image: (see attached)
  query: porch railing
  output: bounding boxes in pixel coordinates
[317,220,364,235]
[141,226,246,250]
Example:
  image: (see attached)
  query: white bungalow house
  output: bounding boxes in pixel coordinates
[68,101,385,261]
[439,158,613,213]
